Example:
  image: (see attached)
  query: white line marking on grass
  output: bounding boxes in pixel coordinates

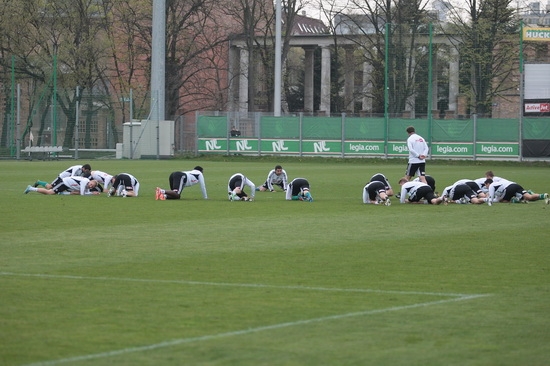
[22,294,490,366]
[0,272,476,297]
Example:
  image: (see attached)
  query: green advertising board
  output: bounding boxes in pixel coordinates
[229,139,259,154]
[198,138,519,158]
[260,139,301,154]
[301,140,342,155]
[431,143,474,157]
[344,141,385,155]
[197,138,228,153]
[475,142,519,157]
[386,142,409,156]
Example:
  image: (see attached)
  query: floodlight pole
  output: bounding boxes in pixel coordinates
[151,0,165,121]
[518,20,524,162]
[273,0,282,117]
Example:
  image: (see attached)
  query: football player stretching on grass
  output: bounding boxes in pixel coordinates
[89,170,114,193]
[363,180,391,205]
[257,165,288,192]
[25,176,99,195]
[33,164,92,189]
[228,173,256,201]
[286,178,313,202]
[369,173,395,196]
[155,166,207,200]
[440,181,485,204]
[485,179,548,205]
[108,173,140,197]
[398,178,445,205]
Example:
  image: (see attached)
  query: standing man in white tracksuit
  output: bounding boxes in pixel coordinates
[404,126,429,184]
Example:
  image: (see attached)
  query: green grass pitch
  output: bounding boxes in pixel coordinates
[1,157,549,365]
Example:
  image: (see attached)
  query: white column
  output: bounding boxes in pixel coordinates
[344,46,355,113]
[320,46,331,115]
[303,47,315,113]
[432,52,439,114]
[448,46,459,113]
[239,47,249,113]
[362,61,373,112]
[227,46,238,112]
[405,56,415,118]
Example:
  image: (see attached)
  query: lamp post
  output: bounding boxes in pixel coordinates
[151,0,165,121]
[273,0,282,117]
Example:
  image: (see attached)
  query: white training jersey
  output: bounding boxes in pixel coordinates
[265,169,288,191]
[61,176,92,195]
[474,176,505,193]
[407,133,429,163]
[487,178,515,203]
[90,170,114,191]
[59,165,84,179]
[182,169,208,199]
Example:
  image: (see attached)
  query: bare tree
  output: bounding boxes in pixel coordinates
[222,0,275,112]
[0,0,114,147]
[443,0,518,116]
[106,0,233,119]
[319,0,431,115]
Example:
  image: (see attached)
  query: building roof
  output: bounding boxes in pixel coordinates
[286,11,329,35]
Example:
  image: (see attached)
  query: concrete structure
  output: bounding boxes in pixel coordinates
[228,33,460,117]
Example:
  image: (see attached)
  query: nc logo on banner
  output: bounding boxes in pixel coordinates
[314,141,330,153]
[205,139,222,150]
[236,140,252,151]
[272,140,288,152]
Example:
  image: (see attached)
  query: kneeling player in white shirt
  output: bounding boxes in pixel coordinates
[369,173,395,196]
[108,173,140,197]
[363,181,391,205]
[33,164,92,189]
[485,179,548,205]
[90,170,114,193]
[286,178,313,202]
[155,166,207,200]
[398,178,445,205]
[440,181,485,204]
[228,173,256,201]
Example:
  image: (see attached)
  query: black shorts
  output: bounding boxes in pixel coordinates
[52,183,70,194]
[228,176,242,191]
[369,174,390,189]
[410,186,436,203]
[169,172,187,192]
[502,183,525,201]
[464,181,481,194]
[290,179,309,196]
[366,181,386,201]
[262,181,285,190]
[114,174,135,192]
[425,175,436,192]
[451,184,477,201]
[406,163,426,178]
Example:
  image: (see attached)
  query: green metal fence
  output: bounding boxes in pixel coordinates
[197,113,550,159]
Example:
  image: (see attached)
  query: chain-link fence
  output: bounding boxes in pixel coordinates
[0,80,195,160]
